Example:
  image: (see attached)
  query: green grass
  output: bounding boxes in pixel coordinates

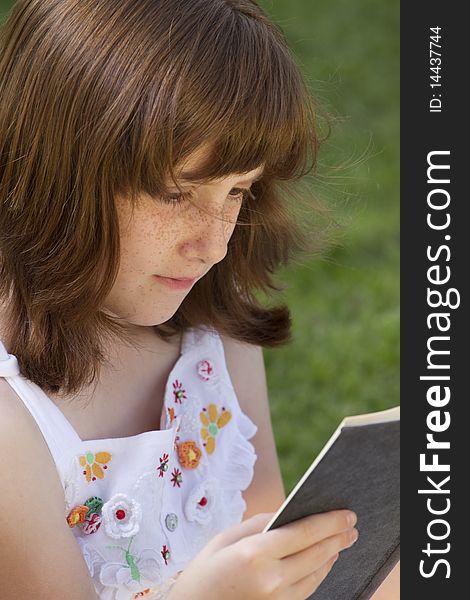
[0,0,399,494]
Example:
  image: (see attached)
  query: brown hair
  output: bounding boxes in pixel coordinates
[0,0,330,396]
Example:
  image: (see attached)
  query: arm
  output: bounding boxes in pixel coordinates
[0,380,100,600]
[370,562,400,600]
[220,336,286,519]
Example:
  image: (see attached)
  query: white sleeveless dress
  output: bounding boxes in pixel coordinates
[0,326,258,600]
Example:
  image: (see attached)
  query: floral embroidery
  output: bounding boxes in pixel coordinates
[67,504,89,527]
[103,537,162,590]
[66,495,104,535]
[78,451,112,482]
[167,406,176,425]
[196,359,214,381]
[161,545,171,565]
[82,512,102,534]
[172,379,186,403]
[200,404,232,455]
[157,453,169,477]
[184,479,220,525]
[102,493,142,539]
[170,467,183,487]
[176,440,202,469]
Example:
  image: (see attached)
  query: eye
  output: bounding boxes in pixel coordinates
[159,191,193,206]
[228,188,255,203]
[159,187,254,206]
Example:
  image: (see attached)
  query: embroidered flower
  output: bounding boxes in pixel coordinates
[167,406,176,425]
[67,504,89,527]
[176,440,202,469]
[67,495,105,534]
[82,512,102,535]
[157,453,169,477]
[184,479,220,525]
[172,379,186,403]
[102,493,142,539]
[161,545,171,565]
[196,359,214,381]
[200,404,232,455]
[78,451,112,482]
[170,467,183,487]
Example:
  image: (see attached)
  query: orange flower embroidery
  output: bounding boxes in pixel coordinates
[177,441,202,469]
[200,403,232,455]
[167,406,176,424]
[66,504,89,527]
[79,451,112,482]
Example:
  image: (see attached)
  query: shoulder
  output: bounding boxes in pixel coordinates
[218,333,267,408]
[0,378,99,599]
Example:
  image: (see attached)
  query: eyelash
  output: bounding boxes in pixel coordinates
[159,187,254,206]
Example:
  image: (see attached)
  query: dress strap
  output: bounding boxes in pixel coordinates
[0,339,21,376]
[0,339,82,467]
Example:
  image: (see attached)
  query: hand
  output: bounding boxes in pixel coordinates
[167,509,359,600]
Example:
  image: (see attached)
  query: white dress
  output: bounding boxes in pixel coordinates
[0,326,258,600]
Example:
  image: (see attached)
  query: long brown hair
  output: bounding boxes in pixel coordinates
[0,0,330,396]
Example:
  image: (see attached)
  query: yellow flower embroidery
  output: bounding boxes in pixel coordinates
[200,403,232,454]
[79,451,112,482]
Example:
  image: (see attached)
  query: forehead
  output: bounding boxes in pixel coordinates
[170,143,265,184]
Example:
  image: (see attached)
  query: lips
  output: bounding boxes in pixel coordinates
[153,274,199,291]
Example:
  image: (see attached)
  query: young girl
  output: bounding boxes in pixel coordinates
[0,1,398,599]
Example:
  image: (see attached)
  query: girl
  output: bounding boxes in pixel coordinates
[0,1,398,599]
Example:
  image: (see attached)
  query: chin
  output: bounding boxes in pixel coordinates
[129,307,182,328]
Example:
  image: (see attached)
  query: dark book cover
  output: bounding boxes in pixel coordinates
[264,412,400,599]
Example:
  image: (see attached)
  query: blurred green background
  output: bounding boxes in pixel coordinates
[0,0,399,494]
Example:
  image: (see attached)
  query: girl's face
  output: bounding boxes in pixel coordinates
[103,147,264,328]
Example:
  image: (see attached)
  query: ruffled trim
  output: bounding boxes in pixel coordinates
[212,409,258,492]
[237,411,258,441]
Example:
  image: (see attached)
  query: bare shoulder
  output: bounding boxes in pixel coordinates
[0,378,99,599]
[218,333,267,417]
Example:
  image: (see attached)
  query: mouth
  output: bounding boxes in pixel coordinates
[153,275,198,290]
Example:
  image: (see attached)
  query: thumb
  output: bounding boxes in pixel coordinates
[209,512,276,550]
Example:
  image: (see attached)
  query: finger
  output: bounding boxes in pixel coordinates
[288,552,339,600]
[209,512,276,551]
[280,527,359,586]
[256,509,356,559]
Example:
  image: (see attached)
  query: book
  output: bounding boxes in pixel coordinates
[263,406,400,600]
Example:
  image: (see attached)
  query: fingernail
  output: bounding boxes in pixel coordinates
[348,512,357,527]
[349,528,359,545]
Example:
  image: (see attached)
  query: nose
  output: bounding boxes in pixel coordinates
[183,204,238,266]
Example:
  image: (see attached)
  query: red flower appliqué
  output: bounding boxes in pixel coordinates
[172,380,187,404]
[157,453,169,477]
